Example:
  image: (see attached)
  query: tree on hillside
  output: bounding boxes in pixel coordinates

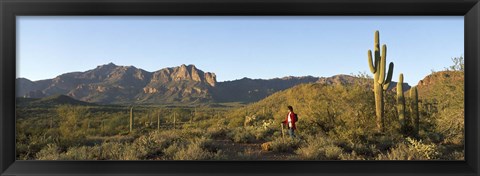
[447,56,464,72]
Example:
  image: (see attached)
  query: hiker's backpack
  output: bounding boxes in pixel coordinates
[294,113,298,122]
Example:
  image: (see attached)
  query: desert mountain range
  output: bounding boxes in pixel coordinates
[16,63,411,105]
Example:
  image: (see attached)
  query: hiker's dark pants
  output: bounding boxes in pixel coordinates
[288,128,296,138]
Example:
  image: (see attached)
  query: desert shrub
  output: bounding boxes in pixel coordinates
[161,142,182,159]
[131,132,161,158]
[324,145,344,159]
[134,131,183,159]
[154,130,183,148]
[253,125,276,141]
[228,127,256,143]
[406,137,440,159]
[269,137,301,153]
[191,137,217,152]
[227,116,245,129]
[434,108,464,145]
[171,137,224,160]
[444,150,464,160]
[97,141,128,160]
[349,143,379,159]
[374,135,398,151]
[35,144,61,160]
[295,134,343,160]
[56,105,89,147]
[60,146,99,160]
[17,130,59,160]
[196,118,217,129]
[99,131,184,160]
[376,137,440,160]
[181,128,204,139]
[172,143,210,160]
[339,151,366,160]
[206,126,228,139]
[237,148,261,160]
[102,113,127,136]
[254,129,274,141]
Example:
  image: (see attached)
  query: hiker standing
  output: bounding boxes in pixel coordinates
[282,105,297,138]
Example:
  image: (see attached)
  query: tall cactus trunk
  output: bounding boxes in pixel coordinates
[368,30,394,133]
[397,74,406,128]
[374,82,384,131]
[129,106,134,133]
[410,87,419,138]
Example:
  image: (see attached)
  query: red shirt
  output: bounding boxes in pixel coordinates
[282,111,296,130]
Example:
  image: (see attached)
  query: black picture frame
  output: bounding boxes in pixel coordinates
[1,0,479,175]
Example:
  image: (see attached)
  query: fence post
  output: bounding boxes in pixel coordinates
[173,112,176,129]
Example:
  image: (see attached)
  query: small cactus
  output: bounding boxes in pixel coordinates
[397,73,406,128]
[368,30,394,132]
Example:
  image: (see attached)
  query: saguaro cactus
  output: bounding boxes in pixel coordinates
[397,73,406,128]
[368,30,394,132]
[410,86,419,137]
[129,106,134,133]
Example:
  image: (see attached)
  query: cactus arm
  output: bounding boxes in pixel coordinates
[397,73,404,95]
[374,31,381,71]
[377,45,387,84]
[368,50,376,73]
[382,62,394,90]
[383,83,389,91]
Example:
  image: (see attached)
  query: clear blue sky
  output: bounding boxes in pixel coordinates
[17,16,463,85]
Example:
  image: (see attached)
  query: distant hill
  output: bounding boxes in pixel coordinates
[17,94,96,107]
[16,63,411,105]
[225,70,462,133]
[223,77,379,132]
[212,76,320,103]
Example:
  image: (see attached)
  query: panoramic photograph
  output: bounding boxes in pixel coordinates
[15,16,464,160]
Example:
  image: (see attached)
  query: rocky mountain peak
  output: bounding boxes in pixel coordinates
[149,64,216,86]
[96,62,118,69]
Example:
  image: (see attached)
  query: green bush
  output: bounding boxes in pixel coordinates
[270,137,301,153]
[228,127,256,143]
[61,146,99,160]
[206,126,227,139]
[339,151,366,160]
[295,134,343,160]
[376,137,440,160]
[35,144,61,160]
[171,137,224,160]
[236,148,260,160]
